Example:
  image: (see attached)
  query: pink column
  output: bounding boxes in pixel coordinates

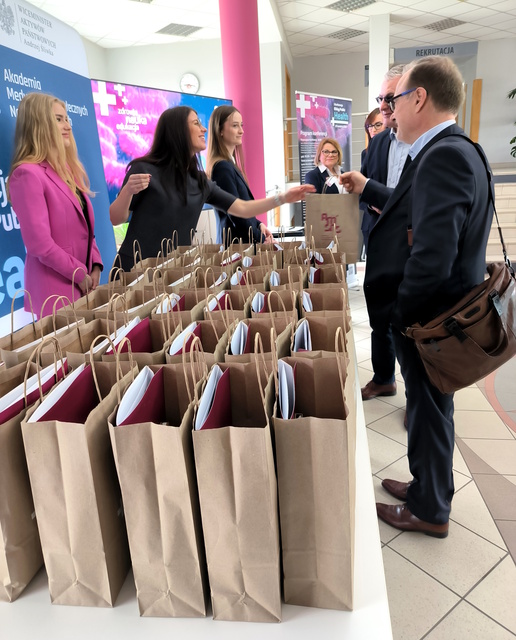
[219,0,266,205]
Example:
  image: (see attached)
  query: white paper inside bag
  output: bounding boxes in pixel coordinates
[278,359,295,420]
[100,316,141,354]
[209,272,228,288]
[230,321,248,355]
[154,293,181,315]
[309,266,318,284]
[168,321,198,356]
[194,364,223,430]
[0,360,67,414]
[230,271,245,285]
[251,292,265,313]
[269,271,281,286]
[302,291,313,312]
[116,365,154,425]
[28,363,86,423]
[12,321,82,354]
[206,291,226,312]
[293,318,312,352]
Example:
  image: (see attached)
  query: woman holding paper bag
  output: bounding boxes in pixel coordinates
[206,105,273,247]
[304,137,345,194]
[110,106,314,271]
[8,93,103,317]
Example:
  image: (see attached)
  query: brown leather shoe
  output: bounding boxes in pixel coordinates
[381,478,411,501]
[376,503,449,538]
[361,380,397,400]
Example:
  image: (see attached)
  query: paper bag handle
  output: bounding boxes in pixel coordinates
[24,336,66,405]
[10,289,36,346]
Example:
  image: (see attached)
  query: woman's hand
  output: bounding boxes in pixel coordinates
[340,171,367,194]
[282,184,316,203]
[77,273,93,295]
[124,173,151,195]
[90,265,102,290]
[259,223,274,244]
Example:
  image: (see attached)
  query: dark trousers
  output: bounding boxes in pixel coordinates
[366,304,396,385]
[393,329,455,524]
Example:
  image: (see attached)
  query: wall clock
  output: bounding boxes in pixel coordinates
[180,73,200,94]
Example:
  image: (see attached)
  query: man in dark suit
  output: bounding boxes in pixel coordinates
[341,56,493,537]
[359,66,410,402]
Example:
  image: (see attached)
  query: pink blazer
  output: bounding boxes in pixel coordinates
[9,161,103,317]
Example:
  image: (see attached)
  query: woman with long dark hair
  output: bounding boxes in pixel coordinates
[110,106,312,270]
[206,105,272,246]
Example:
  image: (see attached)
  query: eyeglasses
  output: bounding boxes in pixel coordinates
[321,150,338,156]
[191,119,204,128]
[366,122,383,131]
[375,93,394,106]
[386,88,418,111]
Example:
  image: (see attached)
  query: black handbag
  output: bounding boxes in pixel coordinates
[405,137,516,394]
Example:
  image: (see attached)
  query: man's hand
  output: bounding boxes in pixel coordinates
[340,171,367,195]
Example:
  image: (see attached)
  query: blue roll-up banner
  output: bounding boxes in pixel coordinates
[0,0,116,333]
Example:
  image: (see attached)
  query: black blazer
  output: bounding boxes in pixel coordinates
[364,124,493,330]
[360,129,392,239]
[210,160,262,245]
[304,167,340,194]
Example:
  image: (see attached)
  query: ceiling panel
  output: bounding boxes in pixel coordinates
[21,0,516,57]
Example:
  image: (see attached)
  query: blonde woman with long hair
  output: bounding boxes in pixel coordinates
[8,92,103,318]
[206,105,273,246]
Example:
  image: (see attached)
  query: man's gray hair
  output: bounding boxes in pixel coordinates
[385,64,405,80]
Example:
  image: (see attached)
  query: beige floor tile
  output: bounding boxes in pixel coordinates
[349,307,370,324]
[351,326,372,341]
[507,475,516,487]
[375,456,412,485]
[474,474,516,520]
[461,439,516,475]
[377,383,407,409]
[389,521,507,596]
[454,387,494,411]
[367,408,408,447]
[357,366,374,388]
[366,428,407,475]
[466,556,516,634]
[355,344,373,364]
[453,471,474,492]
[451,481,507,548]
[454,410,516,439]
[382,547,459,640]
[363,399,399,426]
[425,600,516,640]
[453,445,472,478]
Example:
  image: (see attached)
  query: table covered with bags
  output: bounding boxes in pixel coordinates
[0,236,392,639]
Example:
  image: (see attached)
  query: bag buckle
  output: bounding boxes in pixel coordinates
[443,317,468,343]
[488,290,502,316]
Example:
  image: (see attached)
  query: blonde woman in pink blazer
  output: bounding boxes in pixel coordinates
[8,92,103,318]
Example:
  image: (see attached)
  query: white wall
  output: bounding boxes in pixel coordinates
[477,38,516,166]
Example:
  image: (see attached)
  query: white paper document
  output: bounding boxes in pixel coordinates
[116,365,154,426]
[194,364,223,430]
[309,266,318,284]
[302,291,313,312]
[293,318,312,352]
[221,252,241,266]
[278,359,295,419]
[242,256,253,268]
[269,271,281,286]
[209,272,228,288]
[154,293,181,314]
[206,291,226,312]
[230,270,245,286]
[101,316,141,354]
[28,363,87,423]
[251,291,265,313]
[0,360,67,414]
[230,321,248,355]
[12,320,82,354]
[168,321,198,355]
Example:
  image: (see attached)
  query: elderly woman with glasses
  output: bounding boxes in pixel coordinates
[304,137,345,194]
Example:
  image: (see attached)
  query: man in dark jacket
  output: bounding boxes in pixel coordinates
[341,56,493,537]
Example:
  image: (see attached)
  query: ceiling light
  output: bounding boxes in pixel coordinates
[128,0,153,4]
[327,0,376,12]
[156,23,202,37]
[424,18,465,31]
[328,28,367,40]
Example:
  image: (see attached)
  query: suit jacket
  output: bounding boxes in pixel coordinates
[210,160,262,245]
[9,161,103,315]
[364,124,493,330]
[360,129,392,237]
[304,167,340,194]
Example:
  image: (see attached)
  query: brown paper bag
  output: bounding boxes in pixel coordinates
[108,360,208,617]
[305,193,360,263]
[21,356,136,607]
[192,359,281,622]
[225,316,293,363]
[273,329,356,611]
[0,359,65,602]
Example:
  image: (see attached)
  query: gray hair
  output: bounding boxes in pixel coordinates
[385,64,405,80]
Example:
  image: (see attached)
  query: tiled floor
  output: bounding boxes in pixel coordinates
[348,266,516,640]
